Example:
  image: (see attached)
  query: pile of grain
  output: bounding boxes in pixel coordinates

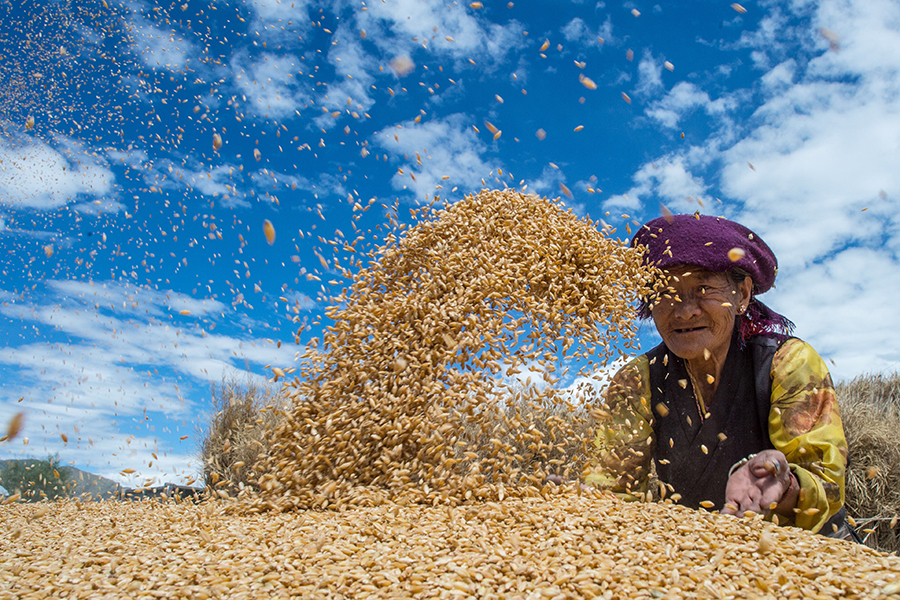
[3,495,899,598]
[249,189,655,510]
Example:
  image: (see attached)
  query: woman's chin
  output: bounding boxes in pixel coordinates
[662,339,708,362]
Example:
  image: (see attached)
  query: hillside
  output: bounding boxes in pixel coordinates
[0,459,121,500]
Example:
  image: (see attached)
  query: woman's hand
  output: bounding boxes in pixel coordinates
[721,450,799,518]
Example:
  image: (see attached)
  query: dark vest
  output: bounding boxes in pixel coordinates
[647,334,784,510]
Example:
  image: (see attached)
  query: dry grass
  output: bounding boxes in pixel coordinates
[198,374,288,495]
[837,371,900,554]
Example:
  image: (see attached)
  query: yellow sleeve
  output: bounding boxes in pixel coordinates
[768,338,847,532]
[584,355,655,501]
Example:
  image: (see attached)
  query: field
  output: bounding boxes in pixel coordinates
[2,492,899,599]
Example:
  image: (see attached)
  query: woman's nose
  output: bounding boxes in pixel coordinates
[672,294,702,318]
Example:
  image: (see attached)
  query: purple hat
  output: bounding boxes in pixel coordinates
[631,214,778,294]
[631,213,793,340]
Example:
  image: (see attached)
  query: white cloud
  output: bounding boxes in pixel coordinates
[561,17,589,42]
[527,164,569,197]
[0,279,299,481]
[358,1,527,69]
[245,0,311,23]
[183,165,235,198]
[230,52,310,120]
[0,136,114,210]
[617,0,900,380]
[605,155,713,213]
[644,81,737,129]
[560,15,613,47]
[128,10,197,70]
[766,246,900,377]
[313,25,380,127]
[634,50,663,96]
[372,113,500,200]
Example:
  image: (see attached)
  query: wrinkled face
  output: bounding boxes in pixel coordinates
[651,266,752,362]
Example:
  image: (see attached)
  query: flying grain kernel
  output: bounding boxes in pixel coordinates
[213,133,223,151]
[390,55,415,77]
[664,61,674,71]
[622,92,632,104]
[263,220,276,245]
[728,247,745,262]
[731,3,747,13]
[6,412,25,441]
[819,28,840,51]
[252,189,656,511]
[655,403,669,417]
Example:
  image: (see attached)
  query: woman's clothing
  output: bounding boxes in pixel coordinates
[586,334,847,533]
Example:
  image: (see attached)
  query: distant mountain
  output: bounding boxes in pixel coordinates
[0,459,121,500]
[59,464,123,499]
[0,459,205,502]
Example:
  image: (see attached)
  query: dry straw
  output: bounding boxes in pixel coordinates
[837,372,900,553]
[248,189,655,511]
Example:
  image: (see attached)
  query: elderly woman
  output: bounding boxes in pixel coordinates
[586,214,852,537]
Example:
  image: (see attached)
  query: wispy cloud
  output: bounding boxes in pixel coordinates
[358,0,527,69]
[0,279,299,483]
[373,113,500,200]
[560,16,614,47]
[616,0,900,379]
[230,51,311,121]
[0,135,114,210]
[644,82,737,130]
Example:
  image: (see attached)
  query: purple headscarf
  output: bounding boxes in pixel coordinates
[631,213,794,341]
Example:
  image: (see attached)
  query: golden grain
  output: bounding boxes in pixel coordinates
[5,412,25,442]
[3,496,896,598]
[263,220,276,245]
[249,190,653,512]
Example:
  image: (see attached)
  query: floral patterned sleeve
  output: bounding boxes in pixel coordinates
[584,355,655,501]
[768,338,847,533]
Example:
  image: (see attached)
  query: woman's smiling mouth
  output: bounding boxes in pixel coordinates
[674,326,707,333]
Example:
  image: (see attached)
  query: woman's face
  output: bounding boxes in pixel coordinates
[651,266,752,363]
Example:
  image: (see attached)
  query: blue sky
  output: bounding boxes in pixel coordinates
[1,0,898,487]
